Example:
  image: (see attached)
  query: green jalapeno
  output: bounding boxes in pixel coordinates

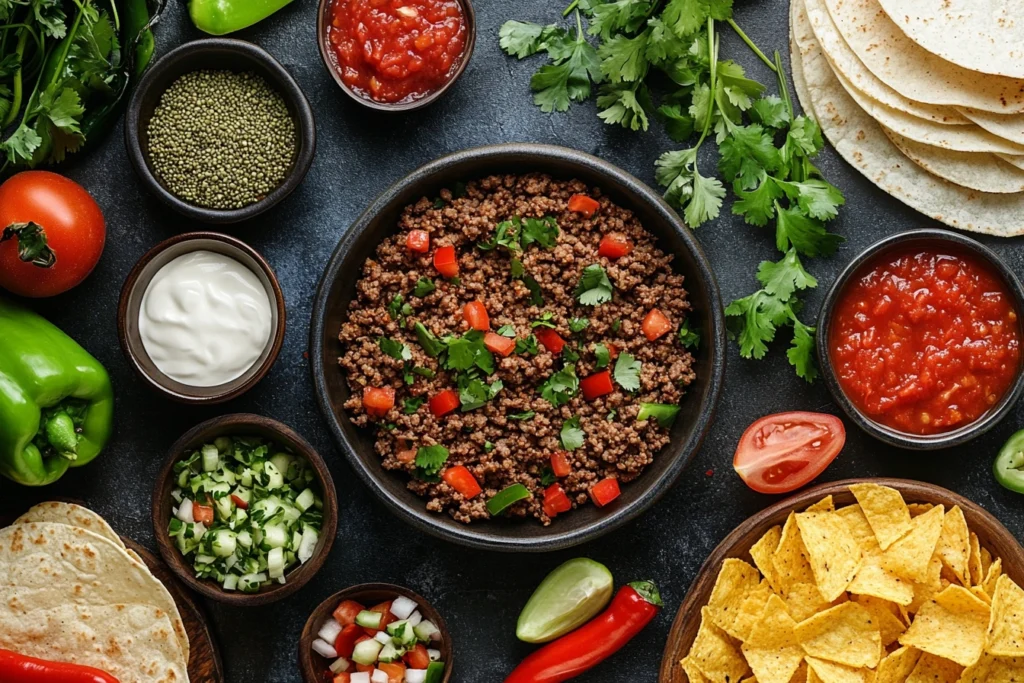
[994,429,1024,494]
[189,0,295,36]
[486,483,532,515]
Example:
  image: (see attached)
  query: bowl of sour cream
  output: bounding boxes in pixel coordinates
[118,232,286,403]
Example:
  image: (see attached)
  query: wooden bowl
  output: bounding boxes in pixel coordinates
[152,414,338,606]
[658,478,1024,682]
[117,231,286,404]
[298,583,454,683]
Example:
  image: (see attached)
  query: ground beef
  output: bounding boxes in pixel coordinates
[338,173,696,525]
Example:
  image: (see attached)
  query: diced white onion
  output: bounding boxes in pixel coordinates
[350,673,371,683]
[405,671,427,683]
[171,489,182,503]
[318,619,343,644]
[176,498,194,523]
[329,658,350,674]
[374,630,392,645]
[406,610,423,627]
[390,595,418,620]
[312,638,338,659]
[371,670,388,683]
[428,648,441,661]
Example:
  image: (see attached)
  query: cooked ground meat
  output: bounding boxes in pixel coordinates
[338,173,696,525]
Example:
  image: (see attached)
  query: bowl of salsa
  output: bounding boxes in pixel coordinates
[317,0,475,110]
[818,229,1024,450]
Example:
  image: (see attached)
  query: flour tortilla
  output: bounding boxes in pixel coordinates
[791,0,1024,236]
[958,109,1024,147]
[0,522,190,665]
[997,154,1024,171]
[882,129,1024,194]
[822,0,1024,114]
[875,0,1024,80]
[15,501,146,564]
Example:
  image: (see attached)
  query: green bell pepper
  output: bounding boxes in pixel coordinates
[0,297,114,486]
[994,429,1024,494]
[189,0,295,36]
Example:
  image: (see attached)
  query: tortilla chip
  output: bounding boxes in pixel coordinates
[796,511,863,602]
[837,505,882,554]
[808,496,836,513]
[906,653,964,683]
[849,558,915,606]
[751,526,784,593]
[987,576,1024,657]
[734,581,776,643]
[742,595,806,683]
[805,657,866,683]
[790,662,809,683]
[971,655,1024,683]
[908,555,945,615]
[774,512,818,593]
[854,594,908,647]
[935,506,970,586]
[709,559,764,639]
[980,547,993,579]
[795,601,882,668]
[786,581,843,622]
[877,647,922,683]
[849,484,913,551]
[983,559,1003,599]
[969,534,983,587]
[908,504,934,518]
[900,585,990,666]
[742,678,759,683]
[882,506,945,583]
[692,607,752,683]
[972,587,993,605]
[683,655,711,683]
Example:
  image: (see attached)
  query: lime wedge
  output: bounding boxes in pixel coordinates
[516,558,614,643]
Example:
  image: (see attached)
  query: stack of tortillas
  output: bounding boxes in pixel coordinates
[790,0,1024,236]
[0,502,190,683]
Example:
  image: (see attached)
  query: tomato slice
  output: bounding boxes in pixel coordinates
[442,465,482,499]
[334,623,364,658]
[589,478,621,507]
[580,370,614,401]
[568,193,600,217]
[641,308,673,341]
[433,245,459,277]
[733,411,846,494]
[463,300,490,331]
[407,229,430,253]
[484,332,516,357]
[550,452,571,478]
[229,494,248,510]
[192,503,214,524]
[429,389,460,418]
[333,600,366,626]
[363,386,395,418]
[535,328,566,354]
[598,232,634,259]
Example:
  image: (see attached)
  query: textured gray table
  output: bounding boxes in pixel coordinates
[6,0,1024,681]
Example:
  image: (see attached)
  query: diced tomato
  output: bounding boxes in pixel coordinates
[590,478,621,507]
[641,308,673,341]
[568,193,601,217]
[606,343,620,359]
[355,662,374,673]
[429,389,460,418]
[733,412,846,494]
[229,494,248,510]
[599,232,634,259]
[535,327,566,354]
[580,370,614,400]
[334,623,364,658]
[433,245,459,278]
[363,602,395,636]
[192,503,214,524]
[363,386,395,418]
[379,662,407,683]
[442,465,482,499]
[333,673,350,683]
[332,600,366,626]
[543,483,573,517]
[404,643,431,669]
[463,300,490,331]
[406,229,430,253]
[550,452,571,478]
[484,332,516,357]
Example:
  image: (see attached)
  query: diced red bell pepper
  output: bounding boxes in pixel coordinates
[363,602,394,636]
[484,332,516,357]
[433,245,459,278]
[642,308,673,341]
[442,465,483,499]
[581,370,614,400]
[334,623,364,658]
[429,389,460,418]
[332,599,366,626]
[599,232,634,258]
[535,327,566,354]
[378,662,407,683]
[355,661,374,673]
[543,483,573,517]
[404,643,431,670]
[568,193,601,217]
[192,503,214,524]
[363,386,395,418]
[606,343,620,359]
[550,452,571,478]
[590,478,621,507]
[463,301,490,331]
[407,229,430,253]
[230,494,249,510]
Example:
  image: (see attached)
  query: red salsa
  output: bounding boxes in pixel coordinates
[829,248,1020,435]
[326,0,468,104]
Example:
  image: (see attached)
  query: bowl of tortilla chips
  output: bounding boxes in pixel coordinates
[659,478,1024,683]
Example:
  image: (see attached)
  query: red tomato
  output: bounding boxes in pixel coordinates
[567,193,600,217]
[404,644,431,669]
[433,245,459,278]
[378,662,407,683]
[192,503,214,524]
[334,623,363,658]
[463,300,490,331]
[484,332,516,357]
[362,386,395,418]
[580,370,614,401]
[355,662,374,673]
[364,602,395,636]
[407,229,430,253]
[550,452,571,478]
[589,478,621,507]
[598,233,634,259]
[605,343,620,360]
[641,308,673,341]
[442,465,482,499]
[733,412,846,494]
[543,483,572,517]
[229,494,248,510]
[332,600,366,626]
[333,673,351,683]
[535,328,566,354]
[429,389,460,418]
[0,171,106,298]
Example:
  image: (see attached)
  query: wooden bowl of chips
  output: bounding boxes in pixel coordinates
[659,478,1024,683]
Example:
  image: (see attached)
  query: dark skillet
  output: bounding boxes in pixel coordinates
[309,143,726,552]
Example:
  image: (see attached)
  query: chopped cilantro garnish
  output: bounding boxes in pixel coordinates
[413,278,437,297]
[484,441,495,452]
[413,323,446,358]
[450,277,462,286]
[678,318,701,350]
[459,376,503,411]
[379,337,411,361]
[539,467,557,486]
[387,294,406,320]
[516,335,540,355]
[412,366,436,378]
[531,312,557,329]
[569,317,590,333]
[433,198,445,208]
[560,415,585,450]
[444,330,495,374]
[606,409,617,421]
[575,264,613,306]
[594,343,611,368]
[613,352,642,392]
[611,319,622,333]
[562,345,580,363]
[539,364,579,407]
[497,324,517,337]
[509,411,536,421]
[415,445,449,481]
[522,275,545,306]
[403,397,425,414]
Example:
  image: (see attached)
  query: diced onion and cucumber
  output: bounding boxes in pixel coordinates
[168,435,323,593]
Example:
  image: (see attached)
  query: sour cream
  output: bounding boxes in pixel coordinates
[139,250,273,387]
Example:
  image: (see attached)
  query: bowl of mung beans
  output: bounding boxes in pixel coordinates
[125,38,316,224]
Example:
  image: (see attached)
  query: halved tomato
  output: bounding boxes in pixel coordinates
[733,412,846,494]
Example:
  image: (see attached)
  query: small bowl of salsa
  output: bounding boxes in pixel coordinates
[317,0,476,110]
[818,229,1024,450]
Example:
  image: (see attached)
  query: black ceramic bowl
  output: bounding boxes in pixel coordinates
[817,229,1024,450]
[124,38,316,224]
[309,143,726,552]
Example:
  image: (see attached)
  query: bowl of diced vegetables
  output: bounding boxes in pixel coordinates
[152,413,338,606]
[299,583,453,683]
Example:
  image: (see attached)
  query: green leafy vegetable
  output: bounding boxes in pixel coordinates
[509,411,535,421]
[594,342,611,368]
[458,376,503,411]
[539,363,579,407]
[531,312,557,329]
[496,324,517,337]
[415,445,449,482]
[613,352,642,392]
[560,415,585,450]
[515,335,540,355]
[413,278,436,297]
[379,337,412,361]
[413,322,446,358]
[569,317,590,333]
[444,330,495,375]
[575,264,613,306]
[678,318,700,349]
[403,397,425,414]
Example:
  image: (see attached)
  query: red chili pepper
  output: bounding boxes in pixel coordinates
[0,649,120,683]
[503,582,662,683]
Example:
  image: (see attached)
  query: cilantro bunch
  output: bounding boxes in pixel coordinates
[500,0,845,381]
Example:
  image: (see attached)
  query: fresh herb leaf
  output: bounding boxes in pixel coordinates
[594,343,611,368]
[379,337,412,361]
[562,345,580,363]
[413,278,436,297]
[484,441,495,452]
[459,376,503,411]
[539,364,579,407]
[756,248,817,301]
[569,317,590,333]
[531,312,557,329]
[497,324,517,337]
[539,467,557,486]
[613,352,642,392]
[575,264,613,306]
[412,366,436,378]
[509,411,535,421]
[787,316,818,382]
[522,274,545,306]
[414,322,446,357]
[774,203,843,258]
[606,409,617,421]
[597,82,651,131]
[415,445,449,481]
[387,294,405,320]
[515,335,540,355]
[678,318,700,349]
[403,397,425,414]
[445,331,495,374]
[521,216,560,248]
[560,415,585,450]
[500,21,562,59]
[530,11,602,113]
[611,319,622,333]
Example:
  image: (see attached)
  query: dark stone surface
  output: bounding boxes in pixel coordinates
[5,0,1024,681]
